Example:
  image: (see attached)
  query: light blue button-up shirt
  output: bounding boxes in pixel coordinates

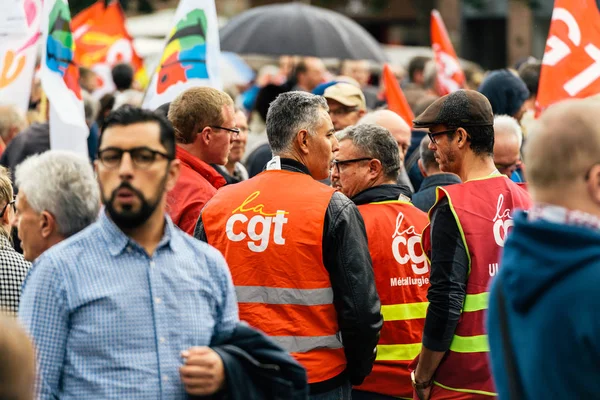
[19,212,239,399]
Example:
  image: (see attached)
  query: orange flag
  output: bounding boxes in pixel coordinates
[71,1,147,94]
[430,10,465,96]
[537,0,600,115]
[382,64,414,127]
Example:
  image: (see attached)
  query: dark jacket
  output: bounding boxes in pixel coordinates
[195,158,383,394]
[0,123,50,189]
[196,322,308,400]
[488,211,600,399]
[411,173,461,213]
[352,183,412,206]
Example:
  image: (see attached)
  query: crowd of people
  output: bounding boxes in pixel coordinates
[0,51,599,400]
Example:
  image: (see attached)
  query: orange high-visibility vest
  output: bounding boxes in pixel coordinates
[354,200,429,398]
[421,175,531,399]
[202,170,346,384]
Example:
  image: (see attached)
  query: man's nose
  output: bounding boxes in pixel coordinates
[118,153,135,178]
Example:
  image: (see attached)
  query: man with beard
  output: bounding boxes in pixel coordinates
[19,106,239,399]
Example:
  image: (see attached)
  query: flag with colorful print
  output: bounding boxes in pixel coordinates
[142,0,222,110]
[41,0,88,156]
[72,1,148,98]
[0,0,42,113]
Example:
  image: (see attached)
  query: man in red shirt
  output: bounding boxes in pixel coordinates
[166,87,238,234]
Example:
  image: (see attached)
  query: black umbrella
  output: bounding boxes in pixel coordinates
[220,2,387,62]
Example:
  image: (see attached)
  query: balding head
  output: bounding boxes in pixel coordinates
[0,314,35,400]
[359,110,412,159]
[493,115,522,177]
[526,98,600,213]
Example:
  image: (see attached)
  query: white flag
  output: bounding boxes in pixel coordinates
[0,0,41,113]
[142,0,222,110]
[40,0,88,157]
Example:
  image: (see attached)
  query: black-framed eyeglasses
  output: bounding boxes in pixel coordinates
[98,147,174,169]
[329,106,359,117]
[0,196,16,218]
[210,125,241,138]
[331,157,374,173]
[428,128,456,145]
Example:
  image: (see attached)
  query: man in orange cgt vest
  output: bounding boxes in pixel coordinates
[331,123,429,400]
[195,91,382,399]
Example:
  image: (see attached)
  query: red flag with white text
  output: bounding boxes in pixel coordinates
[430,10,465,96]
[537,0,600,115]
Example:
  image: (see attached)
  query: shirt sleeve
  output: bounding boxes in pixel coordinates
[210,249,239,343]
[18,256,69,399]
[422,198,470,352]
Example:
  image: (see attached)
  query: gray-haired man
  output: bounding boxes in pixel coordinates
[195,91,382,399]
[331,124,428,400]
[14,150,100,261]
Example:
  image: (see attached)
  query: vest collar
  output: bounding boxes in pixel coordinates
[352,184,412,206]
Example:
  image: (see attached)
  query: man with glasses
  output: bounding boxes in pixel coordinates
[408,90,531,400]
[166,87,238,234]
[493,115,524,182]
[323,82,367,131]
[19,106,240,399]
[331,124,428,400]
[195,91,382,399]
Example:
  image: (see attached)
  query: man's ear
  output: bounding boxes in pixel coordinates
[39,211,56,239]
[456,128,469,149]
[295,130,310,154]
[198,127,211,146]
[418,159,428,178]
[587,164,600,205]
[166,159,181,192]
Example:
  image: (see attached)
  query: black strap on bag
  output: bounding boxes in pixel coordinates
[496,276,525,400]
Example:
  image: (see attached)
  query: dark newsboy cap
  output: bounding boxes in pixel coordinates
[413,90,494,128]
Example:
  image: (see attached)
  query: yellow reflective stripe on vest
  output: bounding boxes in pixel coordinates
[376,343,422,361]
[381,302,428,321]
[433,380,497,397]
[462,292,489,313]
[449,334,489,353]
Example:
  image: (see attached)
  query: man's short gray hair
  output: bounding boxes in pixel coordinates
[494,115,523,148]
[0,105,26,140]
[266,91,328,153]
[16,151,100,238]
[339,124,400,180]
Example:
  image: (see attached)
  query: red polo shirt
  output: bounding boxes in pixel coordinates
[167,146,226,235]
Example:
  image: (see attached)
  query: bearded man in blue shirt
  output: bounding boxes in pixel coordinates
[19,106,239,399]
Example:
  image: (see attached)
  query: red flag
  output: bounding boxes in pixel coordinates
[537,0,600,115]
[430,10,465,96]
[382,64,414,128]
[71,1,147,92]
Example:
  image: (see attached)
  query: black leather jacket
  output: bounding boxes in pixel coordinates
[194,158,383,394]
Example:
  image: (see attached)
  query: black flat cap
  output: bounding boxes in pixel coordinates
[413,90,494,128]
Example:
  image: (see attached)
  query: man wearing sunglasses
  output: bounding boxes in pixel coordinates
[408,90,531,400]
[166,87,238,235]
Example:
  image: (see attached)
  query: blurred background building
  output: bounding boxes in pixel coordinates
[69,0,553,70]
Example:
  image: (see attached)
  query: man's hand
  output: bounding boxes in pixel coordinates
[414,386,432,400]
[180,346,226,396]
